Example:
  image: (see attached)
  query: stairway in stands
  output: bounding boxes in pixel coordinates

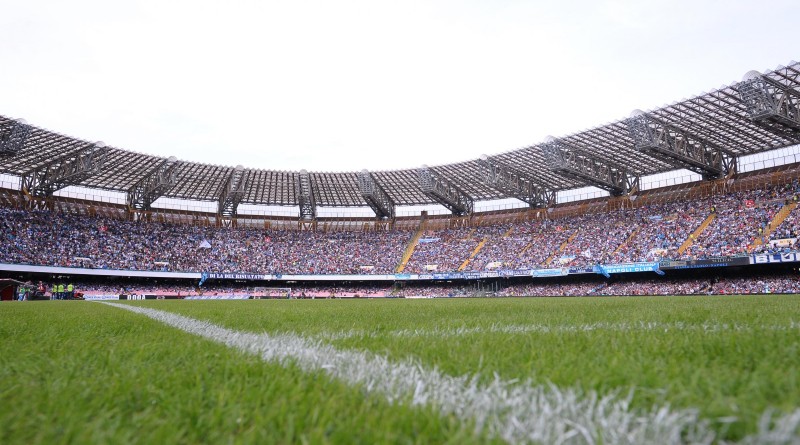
[458,238,488,271]
[677,213,716,255]
[613,227,640,257]
[544,230,578,266]
[750,202,798,250]
[395,224,426,273]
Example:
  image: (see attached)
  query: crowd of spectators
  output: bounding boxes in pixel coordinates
[466,182,800,269]
[681,185,793,259]
[755,194,800,254]
[615,199,711,262]
[559,212,637,267]
[498,281,603,297]
[392,283,471,298]
[708,274,800,294]
[469,220,575,270]
[497,274,800,296]
[0,207,410,274]
[404,227,492,274]
[593,278,708,296]
[3,180,800,275]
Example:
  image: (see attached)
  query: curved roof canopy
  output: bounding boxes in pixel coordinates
[1,62,799,212]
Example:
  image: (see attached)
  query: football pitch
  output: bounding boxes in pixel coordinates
[2,296,799,444]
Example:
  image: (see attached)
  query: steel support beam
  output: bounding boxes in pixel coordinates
[626,111,735,179]
[737,70,800,133]
[418,166,473,216]
[127,156,180,210]
[20,142,108,197]
[358,170,395,219]
[0,119,31,156]
[541,137,638,196]
[218,165,248,217]
[479,155,555,207]
[297,169,316,220]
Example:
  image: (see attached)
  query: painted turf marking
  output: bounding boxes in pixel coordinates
[103,303,799,445]
[312,321,800,341]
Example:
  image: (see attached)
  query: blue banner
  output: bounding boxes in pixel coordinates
[593,262,662,276]
[532,268,567,278]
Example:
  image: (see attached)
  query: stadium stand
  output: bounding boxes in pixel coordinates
[2,61,800,297]
[2,175,800,274]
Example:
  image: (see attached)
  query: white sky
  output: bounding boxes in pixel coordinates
[1,0,798,173]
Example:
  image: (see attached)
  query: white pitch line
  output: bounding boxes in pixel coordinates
[313,321,800,342]
[103,302,799,445]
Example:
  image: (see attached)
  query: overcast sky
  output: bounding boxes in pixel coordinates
[1,0,797,173]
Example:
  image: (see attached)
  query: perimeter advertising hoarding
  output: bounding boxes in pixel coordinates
[207,273,272,280]
[568,266,595,274]
[500,269,534,277]
[660,256,750,270]
[184,295,251,300]
[83,295,120,301]
[433,272,468,280]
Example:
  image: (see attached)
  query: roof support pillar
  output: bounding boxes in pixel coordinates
[418,166,473,216]
[127,156,180,210]
[479,155,555,207]
[626,111,735,179]
[20,141,108,197]
[218,165,248,218]
[297,169,316,220]
[358,169,395,219]
[737,70,800,133]
[541,137,638,196]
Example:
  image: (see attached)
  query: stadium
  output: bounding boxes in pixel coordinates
[2,3,800,443]
[2,60,800,443]
[3,63,800,300]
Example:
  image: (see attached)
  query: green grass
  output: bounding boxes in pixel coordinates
[1,296,798,443]
[143,295,800,441]
[0,302,496,445]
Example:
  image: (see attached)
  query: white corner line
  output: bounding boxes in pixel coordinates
[101,302,799,444]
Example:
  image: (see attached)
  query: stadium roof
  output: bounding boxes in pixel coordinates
[1,62,799,211]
